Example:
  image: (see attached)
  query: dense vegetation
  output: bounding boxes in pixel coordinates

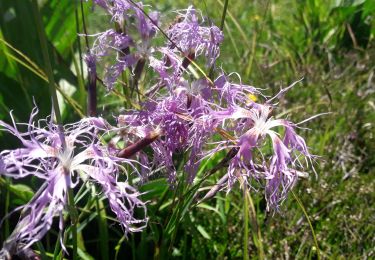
[0,0,374,259]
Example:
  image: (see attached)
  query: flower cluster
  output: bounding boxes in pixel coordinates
[0,0,316,257]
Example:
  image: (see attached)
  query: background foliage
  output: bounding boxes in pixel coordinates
[0,0,374,259]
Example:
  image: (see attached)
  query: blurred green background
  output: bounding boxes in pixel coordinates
[0,0,374,259]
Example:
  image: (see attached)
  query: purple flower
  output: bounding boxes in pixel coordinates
[149,48,183,89]
[87,29,135,90]
[212,103,314,210]
[86,1,160,89]
[92,0,159,39]
[213,72,260,106]
[0,108,147,255]
[92,0,132,24]
[167,6,224,66]
[118,79,216,183]
[118,94,189,183]
[85,0,316,214]
[92,0,108,10]
[104,54,137,89]
[90,29,133,58]
[133,3,159,41]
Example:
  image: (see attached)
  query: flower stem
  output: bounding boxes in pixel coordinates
[209,0,228,79]
[291,190,321,260]
[219,0,229,31]
[117,130,160,158]
[68,187,78,260]
[31,0,62,126]
[243,185,249,260]
[87,67,97,117]
[79,1,97,116]
[246,191,265,259]
[180,52,196,73]
[132,58,146,98]
[31,10,77,259]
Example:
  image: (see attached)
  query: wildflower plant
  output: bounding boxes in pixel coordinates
[0,0,319,258]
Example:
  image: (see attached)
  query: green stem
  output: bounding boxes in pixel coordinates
[243,185,249,260]
[4,178,10,239]
[33,6,77,258]
[94,190,109,260]
[209,0,229,79]
[80,0,90,50]
[220,0,229,31]
[32,6,79,259]
[74,2,84,84]
[246,191,265,259]
[52,232,61,259]
[291,190,321,260]
[71,46,86,114]
[68,187,78,260]
[31,0,62,126]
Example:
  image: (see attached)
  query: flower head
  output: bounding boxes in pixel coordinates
[0,107,147,255]
[167,6,224,66]
[212,101,314,211]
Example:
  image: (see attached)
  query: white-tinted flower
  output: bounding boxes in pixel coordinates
[0,108,147,255]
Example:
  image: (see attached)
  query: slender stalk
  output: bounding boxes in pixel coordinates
[291,190,321,260]
[71,46,86,114]
[243,185,249,260]
[16,247,42,260]
[219,0,229,31]
[36,241,47,260]
[53,231,61,259]
[75,1,84,84]
[246,192,265,259]
[0,37,46,76]
[131,235,136,260]
[117,130,160,158]
[244,32,257,78]
[32,3,78,259]
[31,0,62,126]
[244,0,269,79]
[180,52,196,73]
[94,191,109,260]
[131,58,146,99]
[80,0,97,116]
[191,147,239,205]
[120,72,131,109]
[209,0,228,79]
[87,65,97,117]
[4,178,10,239]
[80,0,90,50]
[67,188,78,260]
[74,3,86,114]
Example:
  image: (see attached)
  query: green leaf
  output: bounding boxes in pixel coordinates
[77,247,95,260]
[139,178,169,201]
[197,225,211,240]
[9,184,34,203]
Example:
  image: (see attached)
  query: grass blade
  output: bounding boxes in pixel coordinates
[291,190,321,260]
[243,185,249,260]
